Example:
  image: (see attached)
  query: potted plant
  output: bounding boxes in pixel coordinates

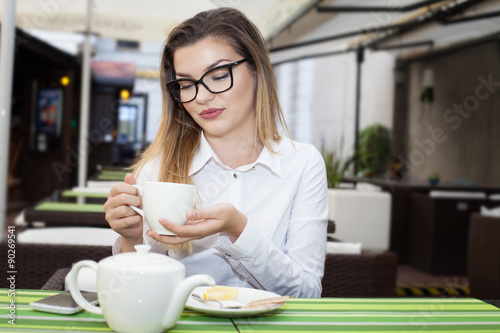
[357,124,392,178]
[322,149,353,189]
[428,172,440,186]
[322,146,353,226]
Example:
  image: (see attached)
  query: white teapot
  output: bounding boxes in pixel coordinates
[68,245,215,333]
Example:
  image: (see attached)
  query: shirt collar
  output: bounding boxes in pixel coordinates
[189,132,219,176]
[248,139,282,178]
[189,132,283,178]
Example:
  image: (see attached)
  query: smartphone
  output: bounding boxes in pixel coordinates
[30,291,99,314]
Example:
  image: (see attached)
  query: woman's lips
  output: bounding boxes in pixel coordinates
[199,108,224,120]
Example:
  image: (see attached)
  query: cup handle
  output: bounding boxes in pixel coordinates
[128,184,144,217]
[68,260,102,315]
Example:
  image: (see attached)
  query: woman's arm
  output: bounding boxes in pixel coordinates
[214,150,328,297]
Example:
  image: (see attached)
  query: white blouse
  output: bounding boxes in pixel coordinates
[113,133,328,297]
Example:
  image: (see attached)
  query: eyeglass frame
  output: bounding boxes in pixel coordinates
[165,58,249,103]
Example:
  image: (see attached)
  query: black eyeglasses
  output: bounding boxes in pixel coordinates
[166,58,249,103]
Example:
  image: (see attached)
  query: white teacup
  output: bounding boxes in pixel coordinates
[129,182,196,235]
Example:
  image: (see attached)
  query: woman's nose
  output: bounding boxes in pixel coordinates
[195,84,215,104]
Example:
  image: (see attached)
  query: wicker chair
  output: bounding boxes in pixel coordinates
[467,213,500,300]
[322,220,398,297]
[44,254,399,297]
[42,268,72,290]
[0,242,111,290]
[24,210,108,228]
[38,220,398,296]
[321,250,398,297]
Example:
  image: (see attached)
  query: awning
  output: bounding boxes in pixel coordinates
[0,0,313,43]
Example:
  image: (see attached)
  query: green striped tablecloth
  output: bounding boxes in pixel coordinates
[34,202,105,213]
[96,170,128,181]
[97,174,127,181]
[100,170,128,176]
[0,289,236,332]
[1,290,499,332]
[62,190,109,199]
[233,298,500,333]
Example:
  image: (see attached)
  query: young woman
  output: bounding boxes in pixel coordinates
[104,8,328,298]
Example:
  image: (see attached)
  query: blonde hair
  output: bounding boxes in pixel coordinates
[130,8,290,251]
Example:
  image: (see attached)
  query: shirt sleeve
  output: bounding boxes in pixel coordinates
[215,148,328,297]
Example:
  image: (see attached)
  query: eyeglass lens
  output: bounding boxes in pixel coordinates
[170,67,232,102]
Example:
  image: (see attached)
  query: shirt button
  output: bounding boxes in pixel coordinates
[233,173,237,179]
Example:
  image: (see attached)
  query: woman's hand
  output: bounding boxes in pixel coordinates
[104,173,143,251]
[146,203,248,245]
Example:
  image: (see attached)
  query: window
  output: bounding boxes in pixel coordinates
[116,40,140,51]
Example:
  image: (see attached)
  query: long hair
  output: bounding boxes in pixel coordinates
[132,7,289,182]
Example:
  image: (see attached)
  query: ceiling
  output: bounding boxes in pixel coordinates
[0,0,311,43]
[267,0,500,64]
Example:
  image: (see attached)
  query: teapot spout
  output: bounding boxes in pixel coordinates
[162,274,215,330]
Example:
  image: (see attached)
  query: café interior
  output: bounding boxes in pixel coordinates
[1,0,500,332]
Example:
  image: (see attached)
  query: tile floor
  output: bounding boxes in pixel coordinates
[397,265,468,286]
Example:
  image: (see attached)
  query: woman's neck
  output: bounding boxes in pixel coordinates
[205,132,264,169]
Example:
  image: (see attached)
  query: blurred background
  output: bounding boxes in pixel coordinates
[1,0,500,298]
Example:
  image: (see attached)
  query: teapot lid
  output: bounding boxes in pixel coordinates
[101,245,184,272]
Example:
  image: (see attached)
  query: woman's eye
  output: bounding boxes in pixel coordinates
[213,73,230,81]
[179,82,194,90]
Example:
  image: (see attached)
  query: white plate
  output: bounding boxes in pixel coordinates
[185,287,285,317]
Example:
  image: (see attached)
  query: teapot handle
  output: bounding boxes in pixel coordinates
[68,260,102,315]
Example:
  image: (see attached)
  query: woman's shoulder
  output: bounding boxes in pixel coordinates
[276,137,322,159]
[135,155,161,184]
[274,137,325,170]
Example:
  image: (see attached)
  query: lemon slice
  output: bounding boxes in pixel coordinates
[203,286,239,300]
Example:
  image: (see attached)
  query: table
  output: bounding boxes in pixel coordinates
[23,190,108,228]
[344,177,500,265]
[1,289,499,332]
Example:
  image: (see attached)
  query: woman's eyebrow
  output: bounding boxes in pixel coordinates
[176,58,231,79]
[204,58,230,72]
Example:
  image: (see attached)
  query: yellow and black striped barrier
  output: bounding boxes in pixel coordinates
[396,284,470,297]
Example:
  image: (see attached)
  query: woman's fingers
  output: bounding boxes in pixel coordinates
[105,204,137,223]
[187,205,224,221]
[145,218,213,244]
[103,174,143,243]
[108,181,138,199]
[104,192,141,211]
[145,204,247,245]
[109,215,142,230]
[160,218,213,237]
[146,229,195,245]
[124,173,137,185]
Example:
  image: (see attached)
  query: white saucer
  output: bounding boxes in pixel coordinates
[185,286,285,317]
